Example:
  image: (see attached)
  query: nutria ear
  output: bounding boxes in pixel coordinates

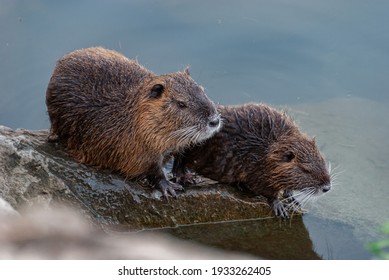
[150,84,164,98]
[184,67,190,76]
[282,151,295,162]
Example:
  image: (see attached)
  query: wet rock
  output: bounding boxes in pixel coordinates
[0,125,271,231]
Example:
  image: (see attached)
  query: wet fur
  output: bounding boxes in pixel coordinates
[174,103,331,217]
[46,47,220,194]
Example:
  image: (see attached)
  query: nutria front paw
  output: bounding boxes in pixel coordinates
[158,179,184,198]
[271,199,289,219]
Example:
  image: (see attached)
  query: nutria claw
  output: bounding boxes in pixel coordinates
[283,191,301,208]
[158,179,184,198]
[271,199,289,219]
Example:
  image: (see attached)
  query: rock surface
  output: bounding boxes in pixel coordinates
[0,125,271,231]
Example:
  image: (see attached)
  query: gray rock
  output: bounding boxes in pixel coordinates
[0,125,271,231]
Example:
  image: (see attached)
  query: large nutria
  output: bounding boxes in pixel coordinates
[173,103,332,218]
[46,47,221,197]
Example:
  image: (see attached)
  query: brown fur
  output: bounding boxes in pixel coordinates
[173,103,331,217]
[46,47,220,196]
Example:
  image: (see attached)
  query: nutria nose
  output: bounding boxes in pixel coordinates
[209,117,220,128]
[322,184,331,193]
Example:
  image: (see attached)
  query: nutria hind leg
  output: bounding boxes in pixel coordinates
[172,153,195,185]
[172,153,185,176]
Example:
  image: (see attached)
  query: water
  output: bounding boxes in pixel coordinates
[1,0,388,259]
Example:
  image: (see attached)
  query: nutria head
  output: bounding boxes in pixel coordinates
[136,70,221,151]
[218,104,332,201]
[263,132,332,197]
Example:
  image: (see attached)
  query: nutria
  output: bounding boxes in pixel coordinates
[173,103,332,218]
[46,47,221,197]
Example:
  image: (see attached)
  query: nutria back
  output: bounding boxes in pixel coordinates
[46,47,221,196]
[174,103,331,217]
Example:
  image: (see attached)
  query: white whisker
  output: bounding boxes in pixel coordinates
[293,187,316,209]
[328,162,344,191]
[169,124,217,149]
[281,160,343,217]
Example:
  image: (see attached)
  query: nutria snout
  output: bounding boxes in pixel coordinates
[174,103,332,218]
[208,116,221,128]
[46,47,220,197]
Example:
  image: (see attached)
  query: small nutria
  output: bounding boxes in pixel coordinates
[173,103,332,218]
[46,47,221,197]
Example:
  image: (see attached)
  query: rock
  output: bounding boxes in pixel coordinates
[0,125,271,231]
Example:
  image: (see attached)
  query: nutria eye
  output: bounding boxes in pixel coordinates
[177,101,187,108]
[282,151,295,162]
[150,84,164,98]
